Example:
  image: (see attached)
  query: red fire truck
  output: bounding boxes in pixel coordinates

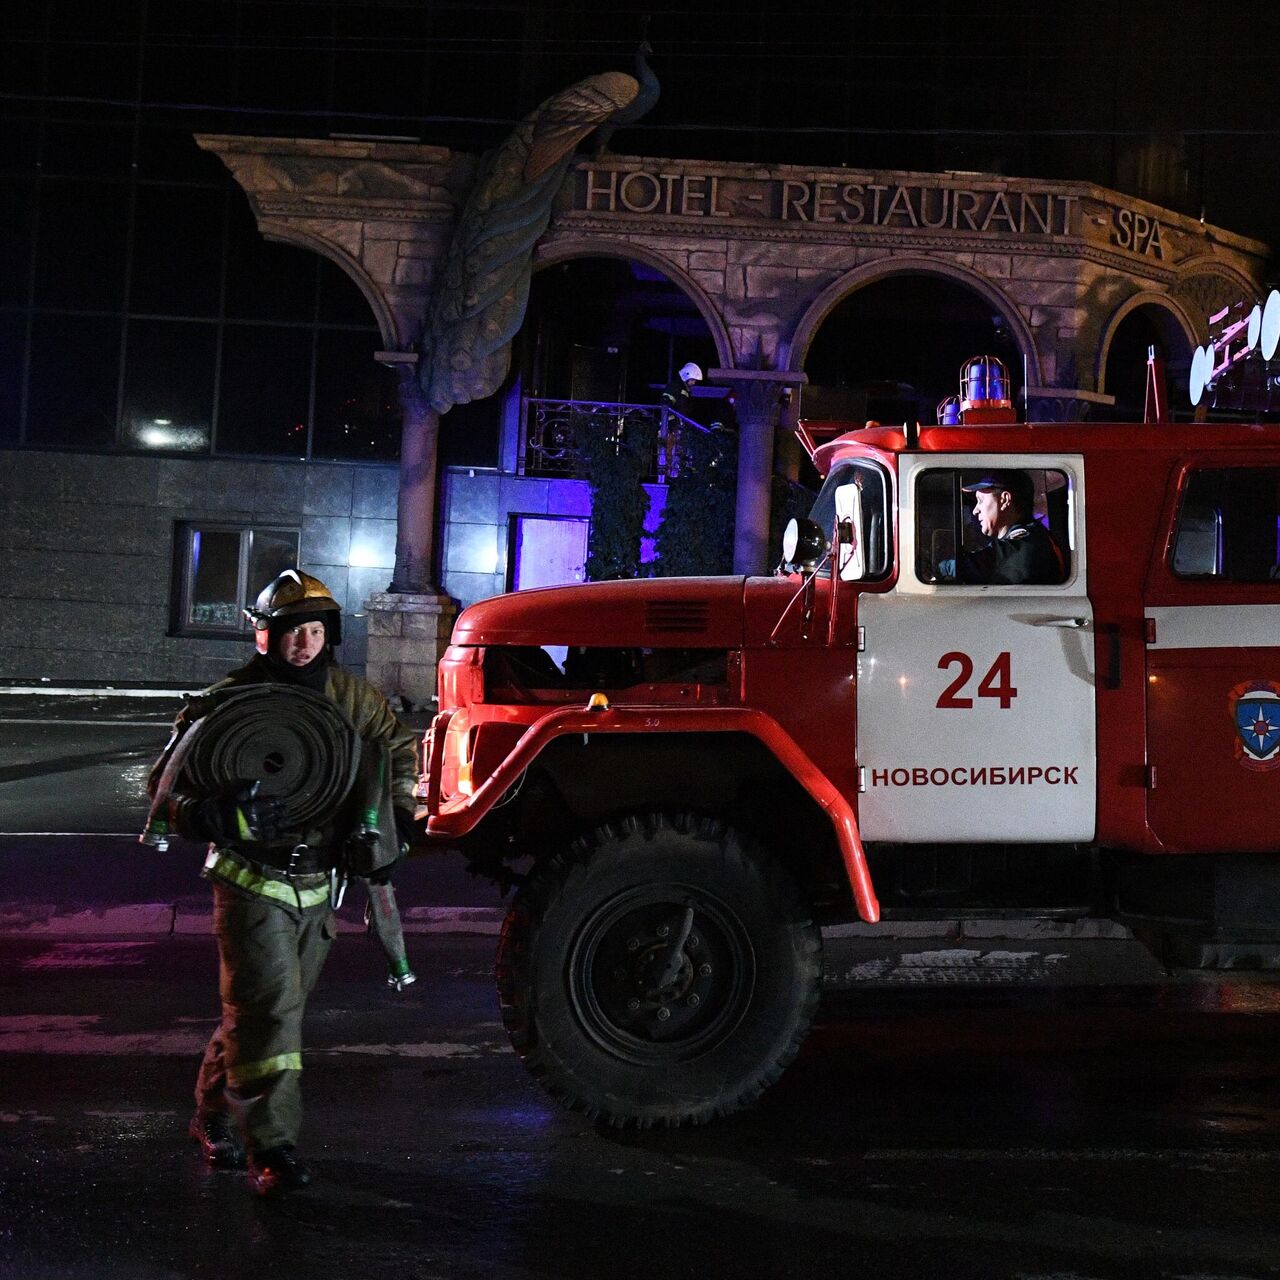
[418,358,1280,1127]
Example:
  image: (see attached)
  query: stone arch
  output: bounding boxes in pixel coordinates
[1172,256,1261,325]
[1095,291,1198,395]
[533,236,734,370]
[258,220,401,348]
[785,255,1042,385]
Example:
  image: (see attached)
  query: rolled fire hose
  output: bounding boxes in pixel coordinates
[146,684,362,843]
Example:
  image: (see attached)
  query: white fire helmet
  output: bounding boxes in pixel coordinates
[678,362,704,384]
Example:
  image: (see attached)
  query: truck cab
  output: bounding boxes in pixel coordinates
[418,407,1280,1128]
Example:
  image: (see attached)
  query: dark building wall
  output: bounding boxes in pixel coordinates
[0,449,397,686]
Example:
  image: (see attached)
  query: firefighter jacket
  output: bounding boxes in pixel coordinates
[148,657,419,904]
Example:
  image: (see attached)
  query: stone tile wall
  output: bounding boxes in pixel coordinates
[0,449,397,688]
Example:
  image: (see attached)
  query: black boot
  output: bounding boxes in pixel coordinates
[189,1112,246,1169]
[247,1145,314,1196]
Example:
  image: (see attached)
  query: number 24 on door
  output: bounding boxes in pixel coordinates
[936,652,1017,710]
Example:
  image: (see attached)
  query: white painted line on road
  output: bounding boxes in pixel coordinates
[0,718,170,727]
[322,1041,505,1058]
[0,1015,207,1055]
[0,687,187,698]
[0,1015,505,1060]
[19,942,155,970]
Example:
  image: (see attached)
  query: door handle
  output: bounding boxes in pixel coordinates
[1032,616,1088,629]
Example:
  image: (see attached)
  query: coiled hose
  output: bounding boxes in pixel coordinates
[176,684,361,834]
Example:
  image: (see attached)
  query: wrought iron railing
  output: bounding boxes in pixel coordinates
[520,398,707,483]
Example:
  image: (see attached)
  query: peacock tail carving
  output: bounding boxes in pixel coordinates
[417,71,639,414]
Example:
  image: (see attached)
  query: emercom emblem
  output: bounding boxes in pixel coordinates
[1231,680,1280,771]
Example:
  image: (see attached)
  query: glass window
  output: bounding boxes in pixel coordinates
[0,117,41,174]
[26,313,122,448]
[142,41,236,113]
[317,259,377,327]
[224,198,317,323]
[42,109,134,178]
[916,466,1071,586]
[217,324,312,456]
[312,329,400,461]
[804,459,892,580]
[135,127,228,184]
[129,185,225,317]
[121,319,216,452]
[0,312,25,444]
[0,178,35,307]
[46,40,139,100]
[173,522,299,637]
[34,180,130,311]
[1172,468,1280,583]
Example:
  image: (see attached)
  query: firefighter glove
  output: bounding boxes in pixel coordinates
[393,807,416,856]
[195,783,285,844]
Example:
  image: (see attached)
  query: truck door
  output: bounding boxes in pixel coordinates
[1144,462,1280,851]
[856,453,1096,843]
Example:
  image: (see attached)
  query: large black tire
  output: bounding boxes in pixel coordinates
[496,813,822,1128]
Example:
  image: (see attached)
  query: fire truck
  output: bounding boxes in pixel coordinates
[418,354,1280,1128]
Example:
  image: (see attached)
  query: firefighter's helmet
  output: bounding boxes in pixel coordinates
[678,362,704,384]
[244,569,342,652]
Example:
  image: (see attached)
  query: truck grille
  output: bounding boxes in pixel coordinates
[644,600,710,634]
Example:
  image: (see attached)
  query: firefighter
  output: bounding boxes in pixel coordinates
[661,361,703,419]
[148,569,419,1196]
[939,470,1066,585]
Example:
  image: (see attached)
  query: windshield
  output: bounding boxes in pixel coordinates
[808,459,892,579]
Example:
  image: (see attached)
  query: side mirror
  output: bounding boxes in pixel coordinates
[782,517,829,572]
[834,482,865,581]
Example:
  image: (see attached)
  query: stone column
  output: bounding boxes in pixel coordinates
[363,590,456,711]
[712,369,807,576]
[363,357,457,709]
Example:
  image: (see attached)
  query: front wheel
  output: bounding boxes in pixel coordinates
[496,813,822,1127]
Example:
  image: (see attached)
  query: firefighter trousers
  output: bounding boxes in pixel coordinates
[195,880,335,1151]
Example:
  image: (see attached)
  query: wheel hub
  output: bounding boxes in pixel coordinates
[570,889,754,1062]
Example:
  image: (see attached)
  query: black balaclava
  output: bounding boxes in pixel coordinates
[260,610,335,692]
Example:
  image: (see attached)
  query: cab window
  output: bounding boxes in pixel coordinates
[916,467,1072,586]
[806,460,893,581]
[1172,467,1280,582]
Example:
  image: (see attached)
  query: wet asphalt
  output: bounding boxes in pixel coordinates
[2,932,1279,1280]
[1,690,1279,1278]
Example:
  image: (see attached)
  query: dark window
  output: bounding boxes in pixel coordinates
[1172,468,1280,583]
[317,258,376,327]
[34,180,130,311]
[50,0,143,40]
[26,312,122,448]
[0,312,25,443]
[312,329,399,461]
[141,40,236,113]
[915,467,1072,586]
[129,184,225,317]
[46,39,139,100]
[224,198,317,323]
[217,324,312,456]
[120,319,216,452]
[135,127,227,184]
[0,117,41,175]
[172,521,299,637]
[42,108,134,178]
[0,178,35,306]
[440,396,501,469]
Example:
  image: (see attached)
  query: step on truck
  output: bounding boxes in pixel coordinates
[417,356,1280,1127]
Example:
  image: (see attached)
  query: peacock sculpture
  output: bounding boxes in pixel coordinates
[417,71,640,415]
[593,38,660,158]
